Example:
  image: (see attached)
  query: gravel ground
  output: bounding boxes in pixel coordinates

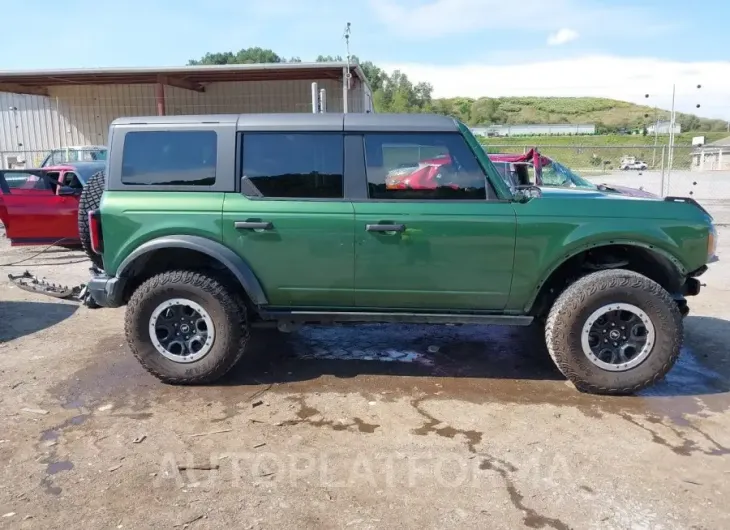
[1,224,729,529]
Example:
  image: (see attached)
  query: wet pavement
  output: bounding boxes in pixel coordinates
[1,230,730,528]
[48,317,730,425]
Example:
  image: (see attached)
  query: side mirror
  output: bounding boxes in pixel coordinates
[514,185,542,203]
[58,186,81,196]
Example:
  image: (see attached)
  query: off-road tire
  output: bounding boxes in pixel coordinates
[77,170,105,269]
[125,270,250,384]
[545,269,682,395]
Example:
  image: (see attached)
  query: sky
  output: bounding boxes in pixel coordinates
[2,0,730,118]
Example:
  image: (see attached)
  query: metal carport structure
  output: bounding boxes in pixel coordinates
[0,62,373,168]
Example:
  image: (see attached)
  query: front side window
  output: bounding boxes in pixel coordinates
[3,172,51,190]
[364,133,489,200]
[62,171,83,188]
[121,130,217,186]
[241,133,343,199]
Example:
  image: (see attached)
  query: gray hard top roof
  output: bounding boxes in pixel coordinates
[111,113,461,133]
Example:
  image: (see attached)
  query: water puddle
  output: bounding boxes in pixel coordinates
[53,320,730,428]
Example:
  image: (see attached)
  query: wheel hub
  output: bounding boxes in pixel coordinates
[580,303,655,372]
[148,298,215,363]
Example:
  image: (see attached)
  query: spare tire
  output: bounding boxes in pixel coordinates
[78,170,106,269]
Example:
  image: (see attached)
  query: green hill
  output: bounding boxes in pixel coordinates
[186,48,727,133]
[430,96,728,133]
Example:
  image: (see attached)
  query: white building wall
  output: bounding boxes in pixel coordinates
[1,77,366,167]
[647,121,681,135]
[471,123,596,137]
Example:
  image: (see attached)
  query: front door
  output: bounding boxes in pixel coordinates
[222,131,355,308]
[0,170,80,245]
[351,132,517,311]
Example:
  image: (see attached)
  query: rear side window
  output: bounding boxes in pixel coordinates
[121,130,217,186]
[241,133,343,199]
[364,132,490,200]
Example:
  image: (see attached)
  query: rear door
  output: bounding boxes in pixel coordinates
[0,170,80,245]
[222,130,355,308]
[349,132,517,311]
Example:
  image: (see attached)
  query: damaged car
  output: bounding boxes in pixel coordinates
[0,161,105,248]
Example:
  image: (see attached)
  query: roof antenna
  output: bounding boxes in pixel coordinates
[343,22,352,90]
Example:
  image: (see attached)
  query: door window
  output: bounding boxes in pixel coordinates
[241,133,344,199]
[3,172,52,191]
[364,133,490,200]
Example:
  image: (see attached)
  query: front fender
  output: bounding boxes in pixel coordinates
[506,216,708,312]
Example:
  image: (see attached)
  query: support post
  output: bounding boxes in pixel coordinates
[319,88,327,113]
[311,82,319,113]
[660,145,666,196]
[155,83,166,116]
[342,67,349,113]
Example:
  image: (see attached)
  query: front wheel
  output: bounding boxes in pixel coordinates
[545,269,682,395]
[125,270,250,384]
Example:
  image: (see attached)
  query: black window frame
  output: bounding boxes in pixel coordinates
[120,129,219,188]
[238,131,346,201]
[354,131,497,202]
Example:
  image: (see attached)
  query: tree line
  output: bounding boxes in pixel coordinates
[188,48,728,133]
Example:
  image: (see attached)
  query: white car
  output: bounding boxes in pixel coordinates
[620,160,648,171]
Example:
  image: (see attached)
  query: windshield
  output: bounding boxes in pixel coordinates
[541,159,595,189]
[41,147,108,167]
[73,163,107,184]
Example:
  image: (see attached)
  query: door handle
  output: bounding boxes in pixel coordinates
[366,223,405,233]
[235,221,273,230]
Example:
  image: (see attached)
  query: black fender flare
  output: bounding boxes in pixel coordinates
[116,235,268,306]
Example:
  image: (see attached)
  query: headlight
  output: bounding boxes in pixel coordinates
[708,224,718,261]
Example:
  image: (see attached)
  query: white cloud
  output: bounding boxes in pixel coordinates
[547,28,579,46]
[369,0,664,39]
[380,55,730,119]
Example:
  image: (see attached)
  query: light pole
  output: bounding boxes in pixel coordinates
[665,83,702,196]
[644,94,660,167]
[666,83,676,192]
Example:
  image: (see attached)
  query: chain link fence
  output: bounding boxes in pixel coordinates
[481,144,697,174]
[479,143,727,199]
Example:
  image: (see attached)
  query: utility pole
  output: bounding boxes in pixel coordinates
[342,22,352,113]
[665,83,702,196]
[666,83,676,193]
[645,93,660,167]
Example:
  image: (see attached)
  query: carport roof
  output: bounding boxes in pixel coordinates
[0,62,369,97]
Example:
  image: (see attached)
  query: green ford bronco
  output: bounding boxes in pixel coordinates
[79,113,717,395]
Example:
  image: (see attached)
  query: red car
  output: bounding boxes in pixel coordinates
[384,149,656,198]
[0,161,105,246]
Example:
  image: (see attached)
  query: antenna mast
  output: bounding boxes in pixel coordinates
[343,22,352,89]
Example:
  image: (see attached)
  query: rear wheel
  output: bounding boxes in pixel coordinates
[77,170,105,269]
[545,269,682,395]
[125,270,250,384]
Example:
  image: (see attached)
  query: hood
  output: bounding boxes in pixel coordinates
[537,186,661,201]
[596,183,659,199]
